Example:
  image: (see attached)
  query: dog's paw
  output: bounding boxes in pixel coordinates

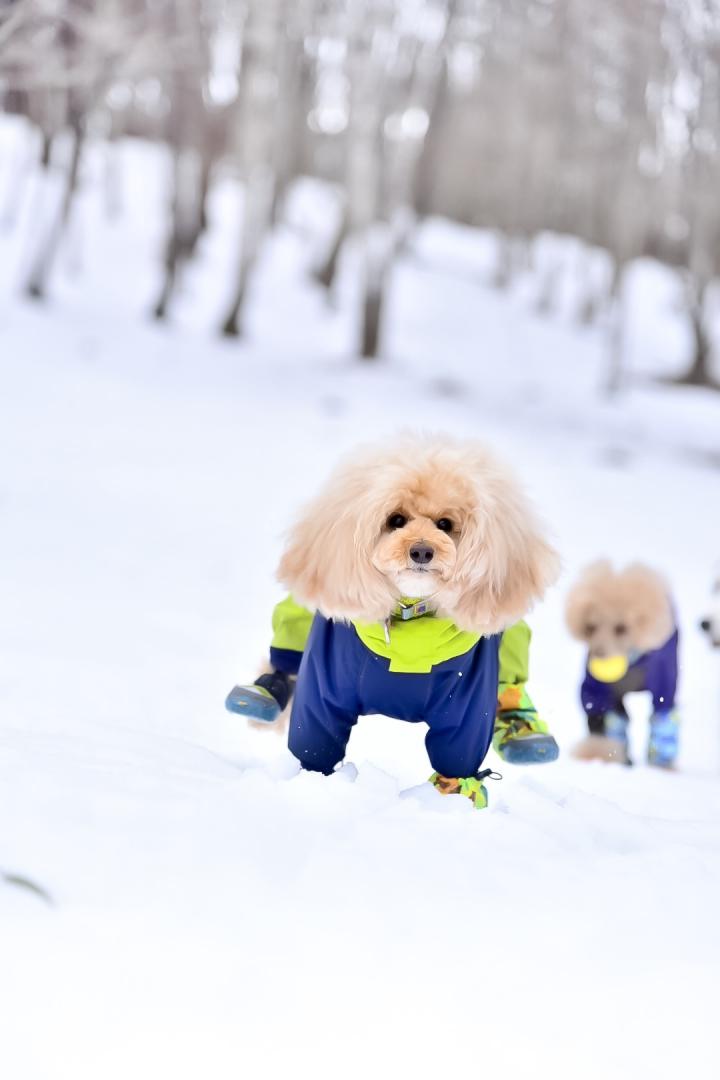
[248,703,291,735]
[572,734,629,764]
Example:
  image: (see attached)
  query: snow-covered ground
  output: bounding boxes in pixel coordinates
[2,121,720,1079]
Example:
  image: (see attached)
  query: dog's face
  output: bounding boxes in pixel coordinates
[277,436,560,633]
[369,472,471,599]
[565,560,674,658]
[700,575,720,648]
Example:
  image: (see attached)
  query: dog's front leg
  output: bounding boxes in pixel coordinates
[287,615,359,775]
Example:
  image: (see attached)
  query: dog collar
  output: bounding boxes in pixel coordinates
[392,598,435,621]
[383,598,436,644]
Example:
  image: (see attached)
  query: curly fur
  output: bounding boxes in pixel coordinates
[566,560,674,764]
[277,435,560,635]
[565,560,673,658]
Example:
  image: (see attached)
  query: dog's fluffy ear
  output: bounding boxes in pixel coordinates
[619,562,674,650]
[277,461,396,622]
[446,451,560,633]
[564,559,612,640]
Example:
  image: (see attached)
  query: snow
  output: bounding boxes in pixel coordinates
[1,120,720,1079]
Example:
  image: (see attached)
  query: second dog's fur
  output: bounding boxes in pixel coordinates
[566,561,675,762]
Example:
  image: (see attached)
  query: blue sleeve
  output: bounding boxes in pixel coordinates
[287,615,360,775]
[580,667,616,717]
[644,630,679,712]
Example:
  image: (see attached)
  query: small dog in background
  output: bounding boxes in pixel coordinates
[565,561,680,768]
[700,571,720,648]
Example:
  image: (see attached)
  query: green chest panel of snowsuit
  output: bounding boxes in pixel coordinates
[353,609,480,673]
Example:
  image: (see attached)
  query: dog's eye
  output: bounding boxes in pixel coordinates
[614,622,628,635]
[386,513,407,530]
[435,518,453,532]
[584,623,597,637]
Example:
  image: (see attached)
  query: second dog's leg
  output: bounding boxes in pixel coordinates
[573,709,631,764]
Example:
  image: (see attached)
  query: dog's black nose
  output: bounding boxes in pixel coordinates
[409,543,434,565]
[700,618,711,632]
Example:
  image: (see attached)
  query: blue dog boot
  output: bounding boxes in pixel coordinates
[499,732,559,764]
[648,710,679,769]
[225,685,281,722]
[493,712,559,764]
[604,709,631,764]
[225,671,294,723]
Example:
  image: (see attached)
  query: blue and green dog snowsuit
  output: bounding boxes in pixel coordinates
[580,627,680,766]
[269,596,547,777]
[581,630,679,723]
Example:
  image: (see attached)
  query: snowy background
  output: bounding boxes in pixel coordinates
[2,12,720,1075]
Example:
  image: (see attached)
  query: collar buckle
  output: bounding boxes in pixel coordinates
[395,599,432,621]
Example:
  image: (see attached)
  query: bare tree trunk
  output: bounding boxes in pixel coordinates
[221,166,274,337]
[491,234,526,290]
[221,0,283,339]
[358,214,390,360]
[360,224,393,359]
[413,50,451,219]
[605,262,626,396]
[39,131,53,169]
[153,138,211,320]
[25,123,84,301]
[673,279,718,389]
[198,153,212,234]
[686,303,713,386]
[574,247,610,326]
[578,292,601,326]
[314,205,349,292]
[535,256,562,315]
[154,147,193,319]
[576,267,605,326]
[268,24,304,228]
[361,290,383,359]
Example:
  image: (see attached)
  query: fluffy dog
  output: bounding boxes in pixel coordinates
[700,571,720,648]
[565,561,680,767]
[276,435,559,791]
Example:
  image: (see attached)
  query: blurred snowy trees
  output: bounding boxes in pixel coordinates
[2,0,720,384]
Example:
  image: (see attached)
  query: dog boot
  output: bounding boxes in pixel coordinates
[225,671,295,723]
[595,710,631,764]
[430,771,492,809]
[648,710,679,769]
[493,711,559,764]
